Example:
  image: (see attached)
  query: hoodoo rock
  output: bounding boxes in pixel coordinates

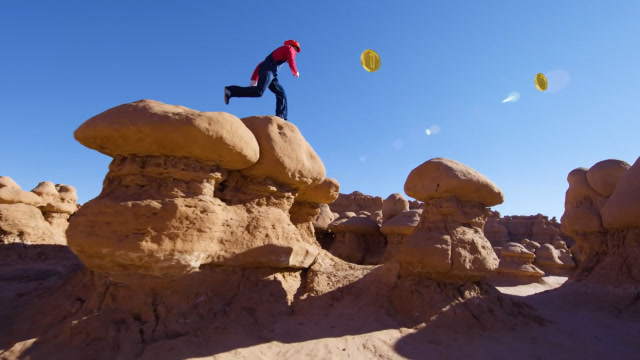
[67,100,326,279]
[562,157,640,288]
[397,158,501,281]
[495,242,545,281]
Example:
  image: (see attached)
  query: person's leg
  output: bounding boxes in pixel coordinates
[268,77,287,120]
[226,70,273,99]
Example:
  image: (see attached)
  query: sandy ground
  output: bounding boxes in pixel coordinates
[494,276,568,296]
[1,249,639,360]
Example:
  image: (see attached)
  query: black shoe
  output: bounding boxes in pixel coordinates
[224,87,230,105]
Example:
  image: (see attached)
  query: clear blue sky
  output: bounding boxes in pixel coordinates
[2,1,639,219]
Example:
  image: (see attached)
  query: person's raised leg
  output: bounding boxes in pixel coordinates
[268,77,287,120]
[225,71,273,103]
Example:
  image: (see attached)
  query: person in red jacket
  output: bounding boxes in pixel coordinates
[224,40,301,121]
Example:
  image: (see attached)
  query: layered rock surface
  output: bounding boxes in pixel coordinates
[484,212,573,247]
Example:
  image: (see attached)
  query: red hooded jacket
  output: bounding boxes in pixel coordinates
[250,45,299,82]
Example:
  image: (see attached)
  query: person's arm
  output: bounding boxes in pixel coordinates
[285,47,299,77]
[250,62,262,85]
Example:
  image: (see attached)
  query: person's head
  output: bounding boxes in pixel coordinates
[284,40,301,53]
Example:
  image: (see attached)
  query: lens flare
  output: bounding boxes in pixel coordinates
[502,92,520,103]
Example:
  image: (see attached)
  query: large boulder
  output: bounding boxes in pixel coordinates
[296,177,340,204]
[381,193,409,223]
[74,99,260,169]
[586,159,631,197]
[241,116,325,188]
[404,157,504,207]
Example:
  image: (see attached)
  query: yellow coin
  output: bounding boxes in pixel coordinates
[361,49,381,72]
[535,73,548,91]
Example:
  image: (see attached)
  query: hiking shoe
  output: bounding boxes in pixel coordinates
[224,87,231,105]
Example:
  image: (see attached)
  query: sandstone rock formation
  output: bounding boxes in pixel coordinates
[561,158,640,288]
[484,212,574,247]
[326,215,386,265]
[68,100,327,280]
[495,242,545,281]
[0,176,78,245]
[534,243,576,276]
[396,158,502,281]
[381,193,409,223]
[521,238,541,253]
[329,191,382,215]
[380,209,422,262]
[329,191,422,219]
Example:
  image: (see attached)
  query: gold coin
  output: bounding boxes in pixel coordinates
[535,73,548,91]
[361,49,381,72]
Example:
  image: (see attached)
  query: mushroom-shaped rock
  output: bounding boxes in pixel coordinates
[381,193,409,223]
[502,242,535,259]
[404,158,503,206]
[0,176,42,206]
[73,99,259,169]
[586,159,631,197]
[535,244,576,276]
[496,243,545,279]
[535,244,575,268]
[68,102,325,278]
[601,156,640,230]
[241,116,325,188]
[521,239,541,253]
[380,209,421,235]
[296,177,340,204]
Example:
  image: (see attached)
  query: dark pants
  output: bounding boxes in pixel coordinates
[226,63,288,120]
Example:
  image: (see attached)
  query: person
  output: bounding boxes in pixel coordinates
[224,40,301,121]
